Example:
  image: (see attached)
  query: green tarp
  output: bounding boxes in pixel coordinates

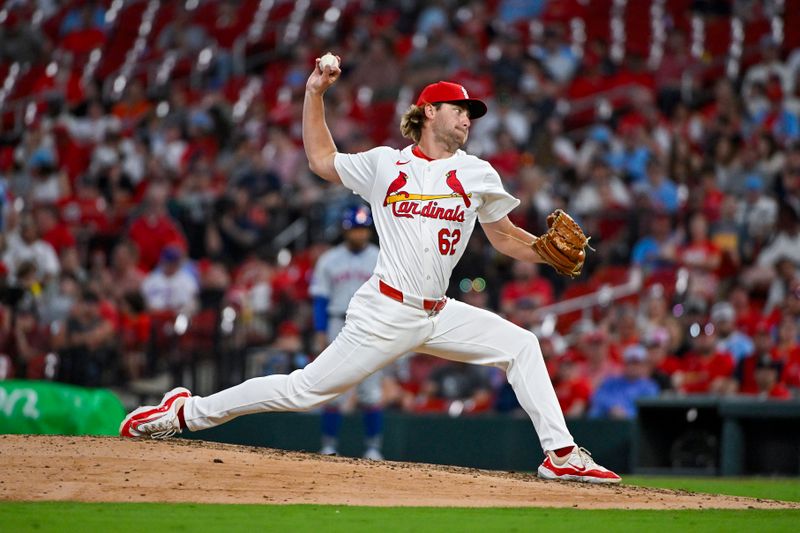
[0,380,125,436]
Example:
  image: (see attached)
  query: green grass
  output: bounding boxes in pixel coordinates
[2,478,799,532]
[624,476,800,503]
[0,502,798,533]
[0,502,800,533]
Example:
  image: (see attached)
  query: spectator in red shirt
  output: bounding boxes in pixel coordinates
[748,354,792,400]
[773,315,800,391]
[773,314,800,363]
[127,181,188,271]
[117,291,150,382]
[486,130,523,178]
[783,347,800,393]
[567,58,609,100]
[34,205,76,257]
[737,320,778,394]
[553,354,593,418]
[729,283,766,335]
[499,261,553,319]
[699,168,725,223]
[58,176,112,238]
[675,323,736,394]
[677,211,722,302]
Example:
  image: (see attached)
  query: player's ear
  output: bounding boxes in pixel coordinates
[423,103,437,119]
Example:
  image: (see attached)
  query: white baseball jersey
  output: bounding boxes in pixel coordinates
[310,243,379,317]
[334,145,520,298]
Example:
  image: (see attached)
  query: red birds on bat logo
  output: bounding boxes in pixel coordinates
[445,170,471,208]
[382,169,471,222]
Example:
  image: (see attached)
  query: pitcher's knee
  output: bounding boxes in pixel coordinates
[278,374,321,411]
[291,393,331,411]
[285,370,348,411]
[514,331,543,361]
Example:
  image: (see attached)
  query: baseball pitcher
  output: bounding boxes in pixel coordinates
[121,53,620,483]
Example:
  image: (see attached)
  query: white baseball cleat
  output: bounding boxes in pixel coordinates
[319,445,338,456]
[119,387,191,439]
[537,446,621,484]
[363,448,384,461]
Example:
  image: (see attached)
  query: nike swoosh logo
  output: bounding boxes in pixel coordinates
[396,160,410,165]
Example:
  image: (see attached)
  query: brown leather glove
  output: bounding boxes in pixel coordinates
[531,209,591,278]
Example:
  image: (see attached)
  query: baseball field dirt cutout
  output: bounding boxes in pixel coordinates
[1,435,796,509]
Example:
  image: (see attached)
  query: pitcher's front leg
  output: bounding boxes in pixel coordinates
[184,323,390,431]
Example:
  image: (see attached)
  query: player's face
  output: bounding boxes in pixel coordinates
[430,103,471,151]
[344,227,371,250]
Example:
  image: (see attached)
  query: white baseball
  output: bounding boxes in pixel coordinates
[319,53,339,70]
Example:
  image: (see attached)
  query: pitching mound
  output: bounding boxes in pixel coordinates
[0,435,795,509]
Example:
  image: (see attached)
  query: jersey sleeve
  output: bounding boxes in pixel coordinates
[334,147,390,200]
[477,167,521,223]
[309,253,332,297]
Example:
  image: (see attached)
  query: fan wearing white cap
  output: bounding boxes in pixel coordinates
[120,53,622,484]
[710,301,754,363]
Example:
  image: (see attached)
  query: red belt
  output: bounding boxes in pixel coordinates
[379,280,447,314]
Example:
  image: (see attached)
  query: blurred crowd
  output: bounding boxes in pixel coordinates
[1,0,800,418]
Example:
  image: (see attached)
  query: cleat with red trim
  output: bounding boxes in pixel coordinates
[537,446,622,484]
[119,387,191,439]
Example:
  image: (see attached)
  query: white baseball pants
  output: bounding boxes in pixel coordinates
[183,276,574,452]
[325,315,384,407]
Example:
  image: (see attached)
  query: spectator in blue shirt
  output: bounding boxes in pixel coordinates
[635,159,680,214]
[711,302,754,363]
[608,131,651,184]
[589,344,660,419]
[631,209,679,273]
[749,76,800,144]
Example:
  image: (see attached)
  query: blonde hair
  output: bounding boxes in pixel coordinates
[400,103,441,143]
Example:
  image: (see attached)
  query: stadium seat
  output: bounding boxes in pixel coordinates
[624,0,653,59]
[784,0,800,52]
[95,1,147,79]
[556,281,598,334]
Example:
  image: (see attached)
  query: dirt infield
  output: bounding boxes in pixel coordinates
[0,435,796,509]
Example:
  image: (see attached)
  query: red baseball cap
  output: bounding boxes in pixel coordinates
[416,81,488,119]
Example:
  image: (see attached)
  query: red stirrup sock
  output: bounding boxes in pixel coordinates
[177,406,187,430]
[553,446,575,458]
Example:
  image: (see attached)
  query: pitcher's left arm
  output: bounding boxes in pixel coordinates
[482,216,545,264]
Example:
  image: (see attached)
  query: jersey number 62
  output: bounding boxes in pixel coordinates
[438,228,461,255]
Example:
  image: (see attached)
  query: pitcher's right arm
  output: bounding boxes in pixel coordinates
[303,54,342,184]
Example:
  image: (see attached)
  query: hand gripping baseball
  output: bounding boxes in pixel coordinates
[306,52,342,95]
[531,209,592,278]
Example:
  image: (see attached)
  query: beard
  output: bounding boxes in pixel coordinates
[433,122,468,152]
